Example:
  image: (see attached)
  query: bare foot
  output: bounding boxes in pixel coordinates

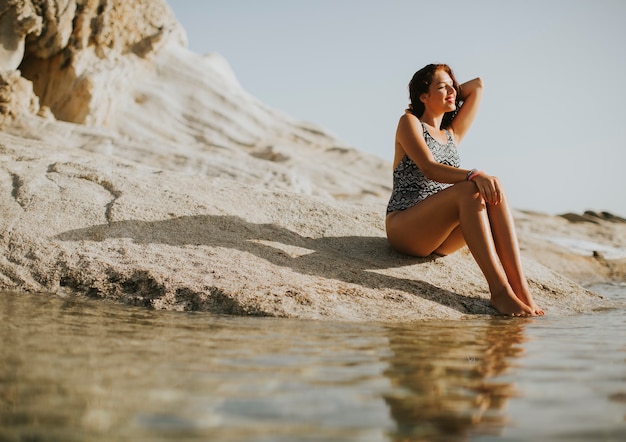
[490,287,535,316]
[514,289,545,316]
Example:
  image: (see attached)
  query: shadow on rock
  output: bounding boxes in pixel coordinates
[56,215,491,314]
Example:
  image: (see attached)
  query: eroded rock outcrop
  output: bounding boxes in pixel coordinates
[1,0,184,125]
[0,0,41,71]
[0,69,40,123]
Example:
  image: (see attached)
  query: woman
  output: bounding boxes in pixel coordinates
[385,64,543,316]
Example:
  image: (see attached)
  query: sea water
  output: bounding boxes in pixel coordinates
[0,284,624,441]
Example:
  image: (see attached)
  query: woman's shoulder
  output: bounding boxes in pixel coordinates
[398,110,424,132]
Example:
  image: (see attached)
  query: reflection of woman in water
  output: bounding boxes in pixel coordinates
[383,319,528,440]
[385,64,543,316]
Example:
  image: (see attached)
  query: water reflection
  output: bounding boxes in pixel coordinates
[383,319,527,440]
[1,292,531,441]
[0,292,394,441]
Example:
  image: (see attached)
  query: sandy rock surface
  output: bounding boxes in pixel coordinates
[0,0,624,321]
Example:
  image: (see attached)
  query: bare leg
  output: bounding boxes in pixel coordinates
[487,197,544,315]
[386,182,534,316]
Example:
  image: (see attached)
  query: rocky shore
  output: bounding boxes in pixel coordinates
[1,1,624,321]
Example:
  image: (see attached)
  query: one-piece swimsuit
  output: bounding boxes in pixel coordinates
[386,121,460,214]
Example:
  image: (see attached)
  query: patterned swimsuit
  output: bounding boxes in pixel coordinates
[386,121,461,214]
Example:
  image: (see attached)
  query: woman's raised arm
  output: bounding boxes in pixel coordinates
[450,77,483,144]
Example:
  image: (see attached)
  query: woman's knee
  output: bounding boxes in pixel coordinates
[453,181,485,208]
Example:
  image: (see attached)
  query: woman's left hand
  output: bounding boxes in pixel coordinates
[471,173,502,205]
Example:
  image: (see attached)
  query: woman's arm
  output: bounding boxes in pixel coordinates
[397,112,471,184]
[398,111,503,205]
[450,77,483,144]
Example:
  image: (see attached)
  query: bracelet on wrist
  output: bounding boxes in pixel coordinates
[466,169,477,181]
[468,170,483,181]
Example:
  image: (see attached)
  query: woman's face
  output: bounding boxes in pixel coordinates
[421,69,456,113]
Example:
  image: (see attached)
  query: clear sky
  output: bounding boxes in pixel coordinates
[168,0,626,217]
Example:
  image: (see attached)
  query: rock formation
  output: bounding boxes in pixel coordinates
[2,0,184,124]
[0,0,623,320]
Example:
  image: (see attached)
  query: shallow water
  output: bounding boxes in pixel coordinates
[0,284,625,441]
